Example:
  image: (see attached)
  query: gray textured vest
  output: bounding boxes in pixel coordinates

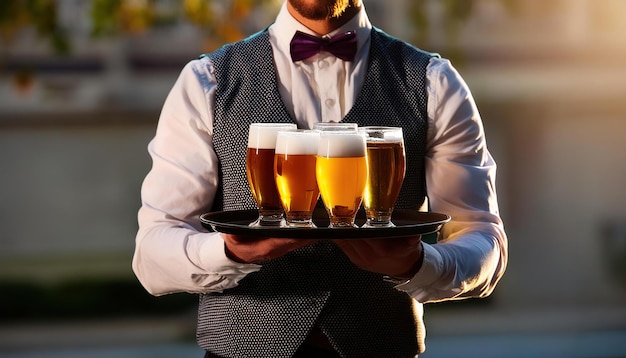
[198,28,434,358]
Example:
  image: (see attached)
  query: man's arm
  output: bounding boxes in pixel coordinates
[397,57,508,302]
[132,58,261,296]
[333,57,507,303]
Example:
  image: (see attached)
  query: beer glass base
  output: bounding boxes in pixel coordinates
[283,211,317,228]
[249,213,286,227]
[362,219,396,228]
[328,220,358,228]
[286,220,317,228]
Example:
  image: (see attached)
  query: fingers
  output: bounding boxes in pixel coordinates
[333,235,421,256]
[331,236,423,277]
[221,234,318,263]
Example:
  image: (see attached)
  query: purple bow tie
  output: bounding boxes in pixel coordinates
[290,30,357,62]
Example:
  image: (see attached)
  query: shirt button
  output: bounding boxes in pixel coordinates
[325,98,335,107]
[319,60,329,68]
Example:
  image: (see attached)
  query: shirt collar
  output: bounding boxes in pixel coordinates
[271,1,372,58]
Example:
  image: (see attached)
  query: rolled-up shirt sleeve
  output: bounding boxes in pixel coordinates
[132,58,260,296]
[396,58,508,303]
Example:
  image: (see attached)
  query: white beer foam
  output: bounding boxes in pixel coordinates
[247,123,297,149]
[359,126,404,143]
[318,132,366,157]
[313,122,358,131]
[275,130,320,155]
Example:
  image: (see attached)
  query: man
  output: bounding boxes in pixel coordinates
[132,0,508,357]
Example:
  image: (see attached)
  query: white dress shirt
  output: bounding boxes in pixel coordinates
[132,2,507,303]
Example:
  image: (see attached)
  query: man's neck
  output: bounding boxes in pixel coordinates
[287,2,361,35]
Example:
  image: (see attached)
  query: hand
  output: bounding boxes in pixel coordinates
[332,235,423,279]
[221,234,317,264]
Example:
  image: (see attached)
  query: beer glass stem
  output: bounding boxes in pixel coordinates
[250,210,285,227]
[286,216,316,228]
[363,210,395,228]
[329,217,359,228]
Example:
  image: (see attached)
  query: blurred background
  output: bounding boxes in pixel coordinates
[1,0,625,357]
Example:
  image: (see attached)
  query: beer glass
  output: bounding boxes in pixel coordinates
[316,131,368,228]
[313,122,358,132]
[274,130,321,228]
[246,123,296,227]
[359,126,406,228]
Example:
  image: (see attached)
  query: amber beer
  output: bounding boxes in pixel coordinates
[274,130,320,227]
[246,123,296,226]
[246,147,282,209]
[316,131,368,228]
[360,127,406,227]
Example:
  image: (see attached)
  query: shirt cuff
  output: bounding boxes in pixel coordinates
[193,233,262,292]
[393,242,444,300]
[199,234,260,272]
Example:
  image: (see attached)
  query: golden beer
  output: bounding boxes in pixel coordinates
[363,141,406,223]
[273,129,320,227]
[316,131,368,228]
[274,154,320,224]
[360,126,406,227]
[316,156,368,222]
